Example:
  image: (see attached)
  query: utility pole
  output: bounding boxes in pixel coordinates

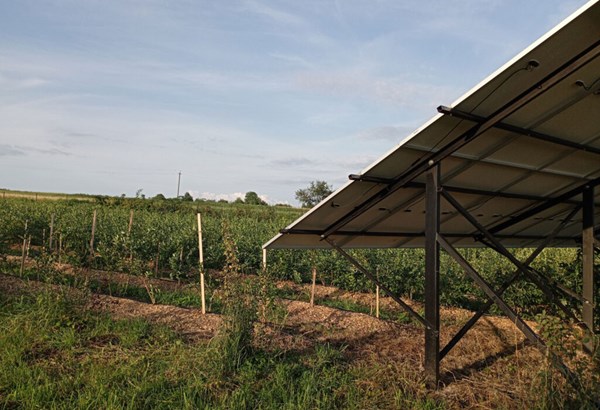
[177,171,182,198]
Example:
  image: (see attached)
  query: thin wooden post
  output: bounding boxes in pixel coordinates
[89,210,97,260]
[262,248,267,272]
[310,266,317,307]
[26,235,31,258]
[20,220,28,276]
[128,210,134,263]
[155,242,160,275]
[49,213,55,250]
[375,267,380,318]
[128,210,134,235]
[376,285,380,319]
[197,213,206,314]
[58,233,63,264]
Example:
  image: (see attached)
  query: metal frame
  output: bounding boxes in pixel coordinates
[323,169,593,387]
[319,143,598,387]
[424,166,441,386]
[323,141,598,389]
[582,186,595,351]
[268,20,600,390]
[437,105,600,156]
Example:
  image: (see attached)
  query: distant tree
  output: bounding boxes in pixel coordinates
[218,199,229,203]
[135,188,144,199]
[244,191,267,205]
[234,197,244,204]
[295,180,333,208]
[182,192,193,201]
[153,193,166,200]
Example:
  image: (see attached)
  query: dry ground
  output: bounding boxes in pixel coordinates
[0,270,549,408]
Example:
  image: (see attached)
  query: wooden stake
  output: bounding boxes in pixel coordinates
[128,210,134,234]
[375,268,380,318]
[128,209,134,263]
[262,248,267,272]
[155,242,160,275]
[376,285,380,319]
[20,220,28,276]
[58,233,63,264]
[89,210,97,262]
[310,266,317,307]
[26,235,31,258]
[49,213,55,250]
[197,213,206,314]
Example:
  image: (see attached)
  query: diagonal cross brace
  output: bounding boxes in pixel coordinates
[440,205,581,360]
[437,234,578,385]
[438,234,545,349]
[441,189,582,324]
[324,238,431,330]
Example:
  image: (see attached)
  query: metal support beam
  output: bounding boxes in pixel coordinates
[324,238,430,329]
[279,228,576,243]
[437,106,600,156]
[582,186,595,344]
[489,176,600,235]
[425,166,440,387]
[442,189,583,324]
[439,206,581,360]
[348,174,582,205]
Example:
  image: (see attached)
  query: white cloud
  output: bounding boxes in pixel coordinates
[355,125,417,142]
[242,0,305,27]
[295,70,459,109]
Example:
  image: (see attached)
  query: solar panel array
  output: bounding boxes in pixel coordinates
[265,0,600,250]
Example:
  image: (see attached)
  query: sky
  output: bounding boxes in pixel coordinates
[0,0,591,205]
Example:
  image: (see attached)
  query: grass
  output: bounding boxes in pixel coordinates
[0,284,447,409]
[2,259,212,310]
[0,188,93,201]
[2,261,598,408]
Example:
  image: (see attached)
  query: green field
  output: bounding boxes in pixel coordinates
[0,195,595,322]
[0,194,599,408]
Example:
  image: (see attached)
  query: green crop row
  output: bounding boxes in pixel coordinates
[0,197,597,325]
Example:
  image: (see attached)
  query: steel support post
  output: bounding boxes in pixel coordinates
[424,166,440,387]
[582,186,595,345]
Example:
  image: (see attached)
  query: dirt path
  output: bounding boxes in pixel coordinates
[86,293,223,342]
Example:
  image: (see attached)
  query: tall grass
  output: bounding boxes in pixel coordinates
[0,284,447,409]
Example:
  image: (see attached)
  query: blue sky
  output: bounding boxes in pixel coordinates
[0,0,590,204]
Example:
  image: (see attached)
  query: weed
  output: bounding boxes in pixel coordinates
[534,312,600,409]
